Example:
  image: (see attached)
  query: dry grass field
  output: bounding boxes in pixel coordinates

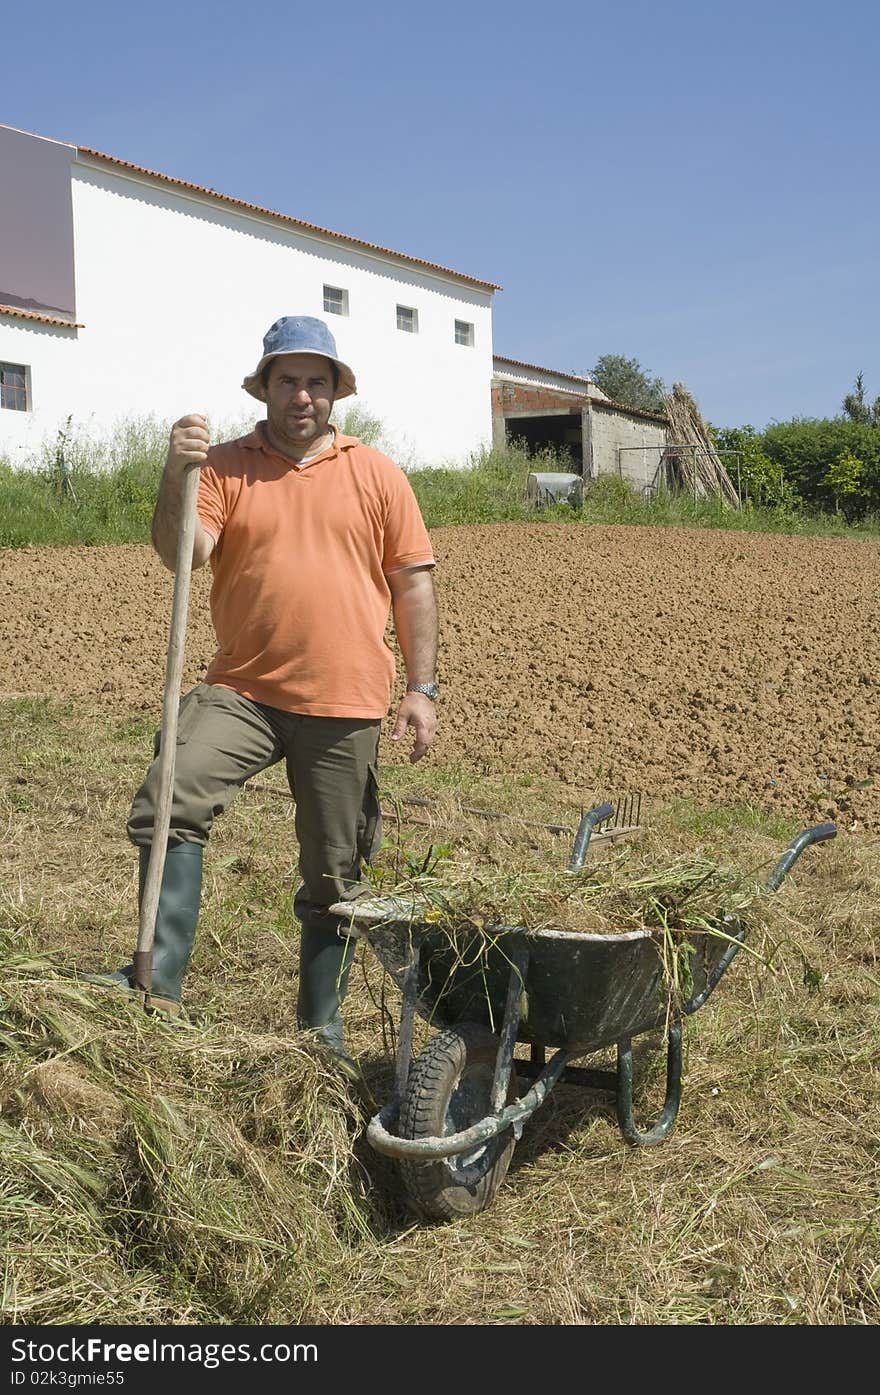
[1,524,878,1325]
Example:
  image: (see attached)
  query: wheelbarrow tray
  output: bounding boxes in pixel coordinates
[336,897,738,1056]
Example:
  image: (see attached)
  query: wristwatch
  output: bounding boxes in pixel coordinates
[407,682,439,701]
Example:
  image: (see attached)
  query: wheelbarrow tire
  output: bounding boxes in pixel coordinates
[398,1022,517,1222]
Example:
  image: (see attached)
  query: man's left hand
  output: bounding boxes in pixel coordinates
[390,692,437,764]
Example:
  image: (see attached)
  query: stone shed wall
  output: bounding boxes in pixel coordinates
[586,402,668,486]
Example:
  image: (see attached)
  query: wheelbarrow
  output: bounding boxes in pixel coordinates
[330,805,837,1221]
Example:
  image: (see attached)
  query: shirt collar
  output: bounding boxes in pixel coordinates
[242,420,359,464]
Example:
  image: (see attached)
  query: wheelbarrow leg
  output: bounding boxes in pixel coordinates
[491,946,529,1114]
[394,937,422,1100]
[616,1017,683,1146]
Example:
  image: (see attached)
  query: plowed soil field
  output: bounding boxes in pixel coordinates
[2,524,878,829]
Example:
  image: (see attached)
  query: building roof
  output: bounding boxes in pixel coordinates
[494,354,667,421]
[75,144,501,293]
[591,396,667,423]
[0,304,82,329]
[493,354,600,389]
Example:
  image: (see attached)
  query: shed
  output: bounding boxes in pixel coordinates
[492,355,668,489]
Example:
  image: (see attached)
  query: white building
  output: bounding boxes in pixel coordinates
[0,124,499,469]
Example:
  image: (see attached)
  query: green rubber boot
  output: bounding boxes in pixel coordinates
[86,843,203,1015]
[296,914,359,1077]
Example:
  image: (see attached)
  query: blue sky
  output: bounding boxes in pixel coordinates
[4,0,878,428]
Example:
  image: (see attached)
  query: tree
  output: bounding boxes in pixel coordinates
[712,424,795,508]
[842,372,880,426]
[589,354,667,414]
[822,449,864,517]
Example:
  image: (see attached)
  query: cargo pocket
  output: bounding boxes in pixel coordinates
[152,686,203,757]
[356,763,382,864]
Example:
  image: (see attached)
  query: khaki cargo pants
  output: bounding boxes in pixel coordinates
[127,682,382,919]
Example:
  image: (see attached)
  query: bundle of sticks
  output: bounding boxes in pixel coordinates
[662,382,740,506]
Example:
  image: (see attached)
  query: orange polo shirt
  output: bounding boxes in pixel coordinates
[196,425,434,717]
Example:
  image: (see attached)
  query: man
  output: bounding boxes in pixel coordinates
[94,315,438,1071]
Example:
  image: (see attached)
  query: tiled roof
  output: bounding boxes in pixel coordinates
[77,146,501,292]
[591,396,667,423]
[494,355,667,421]
[0,304,82,328]
[493,355,599,388]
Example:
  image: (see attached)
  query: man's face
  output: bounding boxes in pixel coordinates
[264,353,335,458]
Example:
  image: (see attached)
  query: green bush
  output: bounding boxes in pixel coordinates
[760,418,880,516]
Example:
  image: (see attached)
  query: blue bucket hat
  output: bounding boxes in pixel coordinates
[242,315,357,402]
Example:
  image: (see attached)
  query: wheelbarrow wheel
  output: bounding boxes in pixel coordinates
[398,1022,517,1222]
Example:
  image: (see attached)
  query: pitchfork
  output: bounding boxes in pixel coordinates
[132,462,202,1000]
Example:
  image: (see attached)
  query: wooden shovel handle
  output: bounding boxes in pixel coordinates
[134,464,202,988]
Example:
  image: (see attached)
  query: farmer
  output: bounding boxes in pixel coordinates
[92,315,438,1069]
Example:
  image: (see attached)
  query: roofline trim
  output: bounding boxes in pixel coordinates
[590,396,668,423]
[493,355,599,388]
[0,304,83,329]
[493,355,667,421]
[75,146,501,292]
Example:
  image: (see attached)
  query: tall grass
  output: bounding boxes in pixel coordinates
[407,441,547,526]
[2,697,878,1324]
[407,450,880,536]
[3,417,880,546]
[576,474,880,537]
[0,417,169,547]
[0,413,253,548]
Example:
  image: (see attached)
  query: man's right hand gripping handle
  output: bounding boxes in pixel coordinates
[151,414,215,571]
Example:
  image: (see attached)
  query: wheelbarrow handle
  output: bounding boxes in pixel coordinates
[683,821,837,1016]
[567,802,615,872]
[765,822,837,892]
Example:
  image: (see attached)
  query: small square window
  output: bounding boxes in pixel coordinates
[455,319,474,347]
[396,304,418,333]
[323,284,349,316]
[0,361,29,412]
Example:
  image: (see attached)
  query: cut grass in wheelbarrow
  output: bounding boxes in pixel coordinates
[332,807,838,1223]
